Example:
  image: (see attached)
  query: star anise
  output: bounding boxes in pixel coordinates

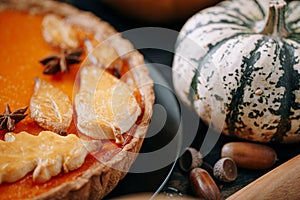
[39,49,83,75]
[0,104,28,131]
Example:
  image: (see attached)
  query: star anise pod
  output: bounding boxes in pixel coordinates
[0,104,28,131]
[39,49,83,75]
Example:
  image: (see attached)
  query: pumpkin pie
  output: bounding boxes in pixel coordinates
[0,0,154,199]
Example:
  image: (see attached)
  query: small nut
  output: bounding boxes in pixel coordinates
[178,147,203,172]
[221,142,277,170]
[213,157,237,182]
[190,168,221,200]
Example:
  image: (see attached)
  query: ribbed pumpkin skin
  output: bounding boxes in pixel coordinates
[173,0,300,143]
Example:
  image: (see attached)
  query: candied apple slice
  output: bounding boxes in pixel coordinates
[30,78,73,134]
[75,66,141,143]
[42,14,79,49]
[84,40,123,71]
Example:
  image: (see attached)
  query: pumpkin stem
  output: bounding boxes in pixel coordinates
[261,0,290,38]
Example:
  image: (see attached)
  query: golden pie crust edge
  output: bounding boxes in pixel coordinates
[0,0,155,199]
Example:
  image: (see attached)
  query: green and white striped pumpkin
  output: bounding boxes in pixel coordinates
[172,0,300,143]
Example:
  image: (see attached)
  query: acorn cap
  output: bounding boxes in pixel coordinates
[213,157,237,182]
[178,147,203,172]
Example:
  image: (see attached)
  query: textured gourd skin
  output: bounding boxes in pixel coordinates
[172,0,300,143]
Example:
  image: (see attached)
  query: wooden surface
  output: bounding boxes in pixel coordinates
[227,154,300,200]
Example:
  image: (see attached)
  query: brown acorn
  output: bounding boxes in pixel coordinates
[178,147,203,172]
[221,142,277,170]
[189,168,221,200]
[213,157,238,182]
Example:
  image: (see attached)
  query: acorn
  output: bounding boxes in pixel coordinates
[190,168,221,200]
[178,147,203,172]
[213,157,238,182]
[221,142,277,170]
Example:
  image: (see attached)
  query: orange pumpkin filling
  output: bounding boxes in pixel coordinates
[0,10,78,136]
[0,9,141,199]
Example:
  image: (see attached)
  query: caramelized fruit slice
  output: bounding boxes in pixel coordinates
[75,66,141,143]
[0,131,101,184]
[30,78,73,134]
[42,14,79,49]
[84,41,123,70]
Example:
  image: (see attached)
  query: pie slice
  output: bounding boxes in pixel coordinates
[0,0,154,199]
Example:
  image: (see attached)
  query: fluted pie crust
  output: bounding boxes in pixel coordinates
[0,0,154,199]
